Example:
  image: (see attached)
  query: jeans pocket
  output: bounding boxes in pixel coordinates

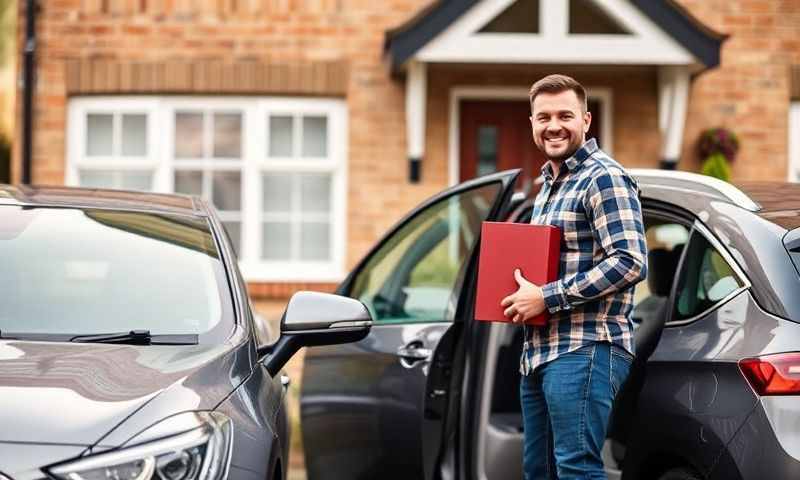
[610,347,632,397]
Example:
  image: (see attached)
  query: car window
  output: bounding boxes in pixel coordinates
[673,231,744,321]
[350,183,501,324]
[0,206,232,337]
[632,218,690,325]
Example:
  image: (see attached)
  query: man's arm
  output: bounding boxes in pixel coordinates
[541,168,648,313]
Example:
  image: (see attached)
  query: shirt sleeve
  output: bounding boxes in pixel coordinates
[541,168,648,313]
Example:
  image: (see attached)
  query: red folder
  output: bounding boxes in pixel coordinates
[475,222,561,326]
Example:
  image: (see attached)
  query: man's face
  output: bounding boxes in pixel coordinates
[530,90,592,162]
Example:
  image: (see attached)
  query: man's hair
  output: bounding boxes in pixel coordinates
[529,74,588,113]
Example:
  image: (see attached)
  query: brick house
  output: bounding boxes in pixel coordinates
[12,0,800,299]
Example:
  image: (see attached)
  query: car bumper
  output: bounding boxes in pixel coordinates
[711,397,800,479]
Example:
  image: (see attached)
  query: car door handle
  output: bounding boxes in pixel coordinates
[397,342,432,361]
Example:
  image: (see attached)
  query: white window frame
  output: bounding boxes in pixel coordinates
[789,101,800,183]
[67,96,348,283]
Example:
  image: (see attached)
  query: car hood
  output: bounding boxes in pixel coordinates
[0,331,252,450]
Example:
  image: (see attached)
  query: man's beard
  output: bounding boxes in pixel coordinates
[540,139,582,162]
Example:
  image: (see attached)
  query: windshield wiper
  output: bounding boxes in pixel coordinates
[69,330,198,345]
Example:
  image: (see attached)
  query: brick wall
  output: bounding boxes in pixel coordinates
[674,0,800,180]
[14,0,438,295]
[14,0,800,298]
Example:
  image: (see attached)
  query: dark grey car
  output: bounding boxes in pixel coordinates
[300,169,800,480]
[0,186,372,480]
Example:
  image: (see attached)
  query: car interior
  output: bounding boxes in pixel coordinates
[474,207,688,479]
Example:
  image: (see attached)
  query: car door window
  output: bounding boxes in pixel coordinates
[673,231,744,321]
[350,183,501,324]
[632,217,690,325]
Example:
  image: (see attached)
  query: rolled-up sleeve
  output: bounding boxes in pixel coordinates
[542,168,648,313]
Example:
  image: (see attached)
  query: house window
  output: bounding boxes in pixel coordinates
[171,110,244,254]
[69,100,160,191]
[67,97,348,282]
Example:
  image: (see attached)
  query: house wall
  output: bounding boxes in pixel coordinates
[13,0,800,296]
[675,0,800,180]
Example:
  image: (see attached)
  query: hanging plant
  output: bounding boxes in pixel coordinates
[700,152,732,182]
[697,127,740,162]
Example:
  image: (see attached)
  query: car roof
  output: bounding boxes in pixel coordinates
[0,184,207,217]
[631,169,800,230]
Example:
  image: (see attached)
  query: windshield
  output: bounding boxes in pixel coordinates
[0,206,232,338]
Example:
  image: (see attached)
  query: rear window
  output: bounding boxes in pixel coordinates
[0,206,232,337]
[785,227,800,278]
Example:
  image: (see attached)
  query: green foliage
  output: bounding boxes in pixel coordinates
[700,152,731,182]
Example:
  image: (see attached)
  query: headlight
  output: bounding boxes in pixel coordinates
[48,412,233,480]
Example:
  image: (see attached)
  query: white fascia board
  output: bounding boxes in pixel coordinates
[417,35,695,64]
[415,0,697,66]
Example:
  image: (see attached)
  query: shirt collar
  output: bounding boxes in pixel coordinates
[540,138,599,181]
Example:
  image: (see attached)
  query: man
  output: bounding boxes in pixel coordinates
[500,74,647,479]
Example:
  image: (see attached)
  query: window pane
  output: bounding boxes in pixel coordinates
[222,221,241,257]
[213,113,242,158]
[479,0,539,33]
[79,170,115,188]
[0,208,226,336]
[121,114,147,157]
[569,0,630,34]
[349,183,502,324]
[269,116,293,157]
[87,114,113,156]
[262,222,291,260]
[174,170,203,196]
[262,173,292,213]
[175,112,204,158]
[477,126,498,177]
[632,219,690,326]
[212,171,241,211]
[674,232,743,321]
[119,171,153,191]
[301,174,331,213]
[302,116,327,157]
[301,221,330,261]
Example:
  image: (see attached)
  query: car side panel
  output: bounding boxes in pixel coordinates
[301,322,451,480]
[714,401,800,480]
[216,362,286,480]
[624,291,760,478]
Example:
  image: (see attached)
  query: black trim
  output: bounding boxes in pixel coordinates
[409,156,422,183]
[21,0,38,184]
[385,0,726,72]
[384,0,479,74]
[632,0,726,69]
[659,159,679,170]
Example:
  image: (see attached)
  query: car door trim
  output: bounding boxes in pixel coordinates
[664,219,752,328]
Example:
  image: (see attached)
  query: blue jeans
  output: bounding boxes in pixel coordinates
[520,342,632,480]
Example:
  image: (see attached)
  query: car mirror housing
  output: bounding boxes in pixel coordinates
[260,291,372,376]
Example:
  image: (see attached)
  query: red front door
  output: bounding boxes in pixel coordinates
[459,99,603,186]
[459,100,544,187]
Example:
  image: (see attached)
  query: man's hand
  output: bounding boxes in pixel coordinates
[500,269,547,324]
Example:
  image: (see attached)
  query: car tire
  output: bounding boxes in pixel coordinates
[658,467,702,480]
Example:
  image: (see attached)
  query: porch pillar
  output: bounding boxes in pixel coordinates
[405,61,427,183]
[658,65,691,169]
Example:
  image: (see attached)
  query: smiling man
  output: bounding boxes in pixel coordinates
[500,74,648,479]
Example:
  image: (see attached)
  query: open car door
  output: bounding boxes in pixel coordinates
[300,170,520,480]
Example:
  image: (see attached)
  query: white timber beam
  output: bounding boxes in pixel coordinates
[405,61,427,182]
[658,65,691,168]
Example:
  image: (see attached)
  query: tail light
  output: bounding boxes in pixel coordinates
[739,352,800,396]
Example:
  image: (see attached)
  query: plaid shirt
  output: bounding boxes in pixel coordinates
[521,138,647,375]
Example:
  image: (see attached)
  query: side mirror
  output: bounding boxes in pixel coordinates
[260,291,372,376]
